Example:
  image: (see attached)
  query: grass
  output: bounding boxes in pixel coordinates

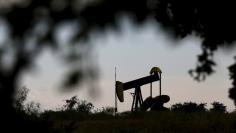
[44,111,236,133]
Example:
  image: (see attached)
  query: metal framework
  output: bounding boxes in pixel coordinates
[131,87,143,111]
[115,67,162,112]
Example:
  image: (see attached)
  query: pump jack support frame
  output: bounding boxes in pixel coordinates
[131,86,143,112]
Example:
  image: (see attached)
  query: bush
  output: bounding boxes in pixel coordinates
[63,96,94,114]
[210,102,226,113]
[98,106,115,115]
[63,96,78,111]
[171,102,207,112]
[76,100,94,114]
[14,86,29,111]
[25,101,41,116]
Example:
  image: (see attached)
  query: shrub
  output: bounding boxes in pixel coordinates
[14,86,29,111]
[99,106,115,115]
[25,101,41,116]
[209,102,226,113]
[63,96,94,114]
[76,100,94,114]
[171,102,207,112]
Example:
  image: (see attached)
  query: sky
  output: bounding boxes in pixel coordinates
[20,17,236,112]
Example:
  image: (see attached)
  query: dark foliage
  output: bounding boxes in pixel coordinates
[210,102,226,113]
[229,57,236,105]
[171,102,207,112]
[63,95,94,114]
[155,0,236,80]
[64,96,79,111]
[97,106,116,115]
[14,86,29,111]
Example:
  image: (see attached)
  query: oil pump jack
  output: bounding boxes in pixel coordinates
[115,67,170,112]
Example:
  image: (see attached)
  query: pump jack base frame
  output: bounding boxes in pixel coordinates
[131,86,144,112]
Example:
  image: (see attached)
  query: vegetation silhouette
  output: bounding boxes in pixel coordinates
[63,95,94,114]
[12,92,236,132]
[210,102,227,113]
[1,0,236,132]
[229,59,236,105]
[171,102,207,113]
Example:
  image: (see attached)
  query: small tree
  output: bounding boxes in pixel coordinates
[210,102,226,113]
[14,86,29,111]
[25,101,41,116]
[63,96,94,113]
[64,96,79,111]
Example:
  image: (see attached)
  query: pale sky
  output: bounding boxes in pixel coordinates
[20,17,236,112]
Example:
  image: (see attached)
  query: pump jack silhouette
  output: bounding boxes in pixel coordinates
[115,67,170,112]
